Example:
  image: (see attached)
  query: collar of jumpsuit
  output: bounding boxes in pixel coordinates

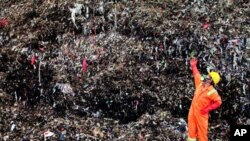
[201,75,212,86]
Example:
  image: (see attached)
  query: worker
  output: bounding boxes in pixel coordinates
[187,58,222,141]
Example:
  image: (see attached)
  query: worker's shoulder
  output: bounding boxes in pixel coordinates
[207,87,218,96]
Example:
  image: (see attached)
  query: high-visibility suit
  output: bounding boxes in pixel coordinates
[187,59,222,141]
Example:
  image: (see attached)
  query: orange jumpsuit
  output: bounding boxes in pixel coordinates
[187,61,222,141]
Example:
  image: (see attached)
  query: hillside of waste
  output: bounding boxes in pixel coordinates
[0,0,249,140]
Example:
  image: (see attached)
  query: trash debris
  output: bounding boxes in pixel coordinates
[0,1,249,141]
[82,57,88,73]
[69,3,83,29]
[44,130,55,137]
[31,56,36,65]
[0,18,9,28]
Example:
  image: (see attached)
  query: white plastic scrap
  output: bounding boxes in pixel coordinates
[3,135,9,141]
[55,83,74,95]
[242,84,246,96]
[97,1,104,14]
[85,6,89,18]
[69,3,83,29]
[44,130,55,138]
[10,123,16,132]
[233,52,237,70]
[0,36,3,47]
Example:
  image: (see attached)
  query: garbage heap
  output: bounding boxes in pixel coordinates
[0,0,249,140]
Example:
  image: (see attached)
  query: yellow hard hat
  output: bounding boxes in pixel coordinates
[208,71,221,85]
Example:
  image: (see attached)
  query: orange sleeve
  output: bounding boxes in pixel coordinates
[193,71,202,88]
[208,89,221,100]
[208,90,222,108]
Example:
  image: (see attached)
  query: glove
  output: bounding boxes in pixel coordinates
[190,58,197,68]
[201,101,222,115]
[201,108,209,115]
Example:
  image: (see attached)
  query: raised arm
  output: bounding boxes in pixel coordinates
[190,58,202,88]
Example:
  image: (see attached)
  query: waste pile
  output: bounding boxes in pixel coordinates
[0,0,249,140]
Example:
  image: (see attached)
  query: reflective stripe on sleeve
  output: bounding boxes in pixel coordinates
[207,89,217,96]
[187,137,197,141]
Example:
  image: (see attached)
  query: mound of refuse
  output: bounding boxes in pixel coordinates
[0,0,249,140]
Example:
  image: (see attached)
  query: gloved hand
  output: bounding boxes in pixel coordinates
[201,108,209,115]
[190,58,197,67]
[201,101,222,115]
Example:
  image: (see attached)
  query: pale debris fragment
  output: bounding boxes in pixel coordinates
[69,3,83,29]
